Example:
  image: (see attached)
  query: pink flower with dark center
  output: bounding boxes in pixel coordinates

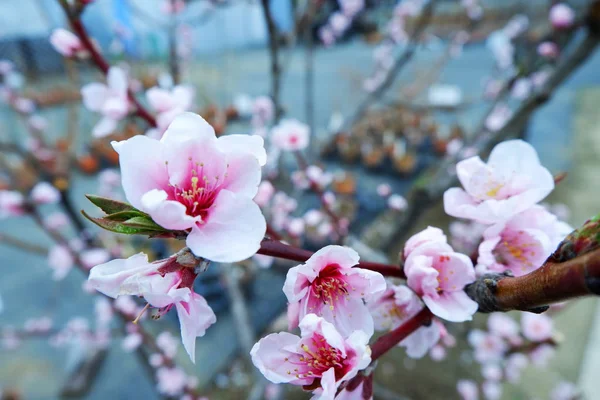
[88,252,216,362]
[444,140,554,224]
[404,227,477,322]
[271,119,310,151]
[112,112,267,262]
[477,205,571,277]
[250,314,371,399]
[49,29,87,58]
[284,245,386,336]
[550,3,575,30]
[81,67,130,137]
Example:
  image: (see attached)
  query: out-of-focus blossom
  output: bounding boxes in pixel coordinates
[444,140,554,224]
[271,119,310,151]
[48,245,74,280]
[251,314,371,399]
[511,78,532,99]
[550,3,575,30]
[428,84,463,107]
[156,367,188,396]
[485,104,512,132]
[80,248,111,270]
[457,379,479,400]
[377,183,392,197]
[404,228,477,322]
[550,381,580,400]
[538,41,560,59]
[146,85,195,133]
[284,245,386,336]
[254,181,275,207]
[505,353,528,383]
[482,380,502,400]
[388,194,408,211]
[30,182,60,205]
[339,0,364,17]
[468,330,507,363]
[50,28,87,58]
[521,313,553,342]
[81,67,130,137]
[0,191,25,218]
[487,313,520,341]
[252,96,274,127]
[161,0,185,15]
[487,31,514,70]
[112,112,266,262]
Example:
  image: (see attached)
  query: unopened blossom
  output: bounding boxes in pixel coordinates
[0,191,25,218]
[49,29,87,58]
[457,379,479,400]
[271,119,310,151]
[252,96,274,127]
[156,367,188,396]
[88,252,216,362]
[404,228,477,322]
[81,67,130,137]
[377,183,392,197]
[146,85,195,133]
[538,41,559,59]
[521,313,553,342]
[468,330,507,363]
[48,245,74,280]
[284,245,386,336]
[251,314,371,399]
[550,3,575,30]
[444,140,554,224]
[112,112,267,262]
[477,205,571,277]
[387,194,407,211]
[30,182,60,205]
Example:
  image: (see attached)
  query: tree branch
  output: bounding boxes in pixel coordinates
[260,0,282,121]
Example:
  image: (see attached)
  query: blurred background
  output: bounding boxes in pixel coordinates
[1,0,600,399]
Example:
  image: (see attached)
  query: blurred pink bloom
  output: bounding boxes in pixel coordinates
[538,41,560,59]
[404,228,477,322]
[89,253,216,362]
[468,329,507,363]
[505,353,528,383]
[30,182,60,205]
[49,29,86,58]
[157,331,179,359]
[444,140,554,224]
[112,112,267,262]
[511,78,532,99]
[284,245,386,336]
[529,342,555,366]
[551,381,579,400]
[253,254,274,269]
[485,104,512,132]
[251,314,371,399]
[271,119,310,151]
[336,380,371,400]
[377,183,392,197]
[482,380,502,400]
[329,12,350,36]
[161,0,185,15]
[0,191,25,218]
[521,313,553,342]
[81,67,130,137]
[481,363,502,381]
[146,85,195,133]
[48,245,74,280]
[306,165,332,188]
[252,96,274,126]
[404,226,447,259]
[122,333,143,352]
[319,26,336,46]
[477,205,571,276]
[254,180,275,207]
[156,367,188,396]
[550,3,575,30]
[486,31,514,70]
[339,0,365,17]
[487,313,519,341]
[287,217,305,237]
[457,379,479,400]
[80,248,111,269]
[14,97,35,114]
[387,194,407,211]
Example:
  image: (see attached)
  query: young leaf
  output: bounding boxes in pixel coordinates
[85,195,137,215]
[81,210,167,235]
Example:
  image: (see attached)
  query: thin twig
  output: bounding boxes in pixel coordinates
[260,0,282,121]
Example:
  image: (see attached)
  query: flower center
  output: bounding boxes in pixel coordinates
[311,264,349,310]
[494,231,536,272]
[167,159,229,220]
[286,334,350,381]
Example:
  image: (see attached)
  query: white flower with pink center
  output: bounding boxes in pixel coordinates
[477,205,571,277]
[271,119,310,151]
[250,314,371,399]
[112,112,267,262]
[146,85,195,133]
[88,252,216,362]
[404,227,477,322]
[283,245,386,337]
[81,67,130,137]
[444,140,554,224]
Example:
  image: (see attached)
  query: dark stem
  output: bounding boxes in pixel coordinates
[260,0,282,121]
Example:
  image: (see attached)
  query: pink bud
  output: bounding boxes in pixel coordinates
[49,29,84,57]
[30,182,60,205]
[550,4,575,30]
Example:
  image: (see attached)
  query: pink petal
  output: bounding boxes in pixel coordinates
[220,152,262,198]
[185,190,266,262]
[305,245,360,273]
[250,332,303,384]
[81,83,109,112]
[400,322,441,358]
[88,253,155,298]
[146,87,175,112]
[436,252,475,292]
[92,117,118,138]
[217,134,267,166]
[107,67,128,95]
[423,291,478,322]
[140,189,198,230]
[176,292,217,363]
[160,112,216,145]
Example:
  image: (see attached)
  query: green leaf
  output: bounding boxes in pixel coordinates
[104,210,150,222]
[85,195,137,215]
[81,210,167,235]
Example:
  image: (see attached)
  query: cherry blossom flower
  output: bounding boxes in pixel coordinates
[482,380,502,400]
[529,343,555,366]
[403,226,447,259]
[252,96,274,127]
[254,181,275,207]
[283,245,386,336]
[550,3,575,30]
[48,245,74,280]
[487,313,520,342]
[30,182,60,205]
[521,313,553,342]
[468,330,507,363]
[271,119,310,151]
[511,78,532,99]
[156,366,188,396]
[477,205,571,276]
[404,227,477,322]
[49,29,87,58]
[88,252,216,362]
[81,67,130,137]
[538,41,559,59]
[550,381,579,400]
[112,112,267,262]
[250,314,371,399]
[428,84,463,107]
[485,104,512,132]
[0,190,25,218]
[504,353,528,383]
[376,183,392,197]
[387,194,408,211]
[486,31,514,70]
[444,140,554,224]
[146,85,195,133]
[339,0,365,17]
[457,379,479,400]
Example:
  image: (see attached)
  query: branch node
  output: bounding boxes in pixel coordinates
[466,273,511,313]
